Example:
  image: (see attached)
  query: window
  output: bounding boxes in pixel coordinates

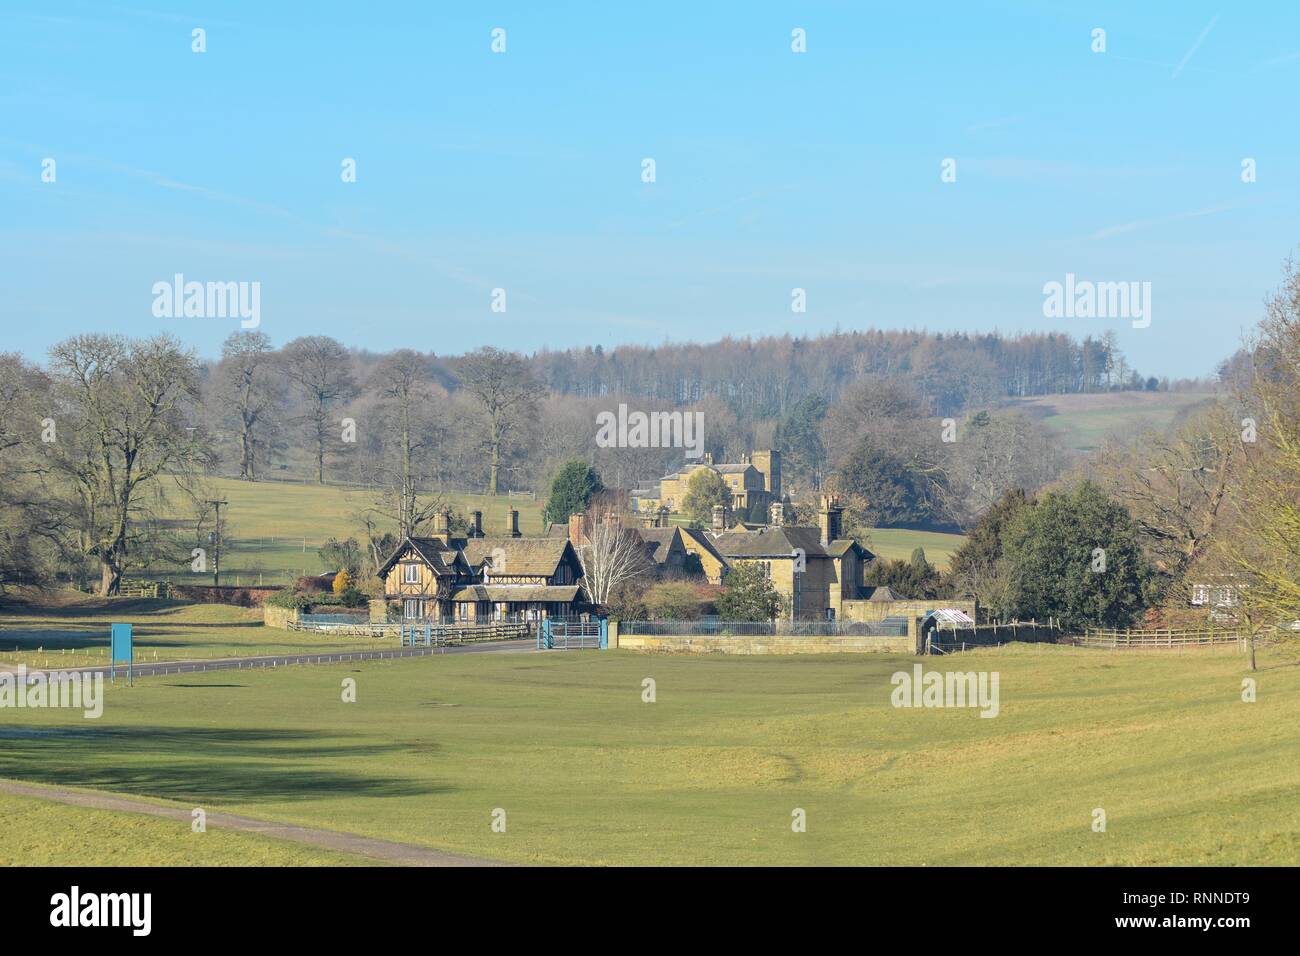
[403,563,420,584]
[1191,585,1208,605]
[403,599,424,619]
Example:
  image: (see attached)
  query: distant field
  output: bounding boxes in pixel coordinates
[147,477,545,586]
[1,640,1296,865]
[1006,391,1215,451]
[860,528,963,567]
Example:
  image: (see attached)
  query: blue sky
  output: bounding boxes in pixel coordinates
[3,1,1298,378]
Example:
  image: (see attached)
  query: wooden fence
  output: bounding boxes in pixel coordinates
[1075,627,1244,648]
[117,581,171,599]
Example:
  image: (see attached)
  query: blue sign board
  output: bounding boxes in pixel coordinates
[110,622,133,684]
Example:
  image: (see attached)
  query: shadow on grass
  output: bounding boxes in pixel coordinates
[0,726,443,804]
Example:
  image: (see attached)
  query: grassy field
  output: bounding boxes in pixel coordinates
[2,636,1296,866]
[0,792,366,866]
[149,477,546,586]
[1006,391,1214,452]
[860,527,963,566]
[0,597,394,670]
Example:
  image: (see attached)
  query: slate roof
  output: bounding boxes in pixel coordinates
[713,525,874,562]
[677,527,729,567]
[636,527,682,564]
[462,537,574,576]
[377,536,467,578]
[449,584,582,603]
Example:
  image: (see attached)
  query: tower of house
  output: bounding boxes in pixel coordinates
[818,495,842,545]
[751,450,781,498]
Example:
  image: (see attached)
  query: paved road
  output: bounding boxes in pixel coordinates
[0,779,506,866]
[4,637,537,680]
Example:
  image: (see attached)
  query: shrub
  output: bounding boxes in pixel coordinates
[332,569,352,594]
[265,589,312,611]
[338,587,368,609]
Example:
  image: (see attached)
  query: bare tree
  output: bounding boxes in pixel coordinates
[0,354,66,589]
[456,347,537,495]
[44,335,209,594]
[282,336,356,484]
[368,349,447,535]
[214,330,284,480]
[1219,255,1300,668]
[1088,405,1239,580]
[575,504,650,606]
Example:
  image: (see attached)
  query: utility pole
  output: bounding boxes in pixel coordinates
[206,499,229,587]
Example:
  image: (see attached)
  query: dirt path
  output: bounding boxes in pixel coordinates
[0,779,507,867]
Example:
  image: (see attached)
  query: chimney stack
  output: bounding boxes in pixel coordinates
[568,511,587,547]
[711,504,726,533]
[769,501,785,527]
[818,495,843,546]
[433,510,451,544]
[470,510,483,538]
[508,507,521,538]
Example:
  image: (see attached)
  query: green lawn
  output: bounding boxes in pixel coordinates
[860,528,963,567]
[0,597,394,670]
[146,477,546,586]
[1,641,1296,865]
[1006,391,1215,452]
[0,792,367,866]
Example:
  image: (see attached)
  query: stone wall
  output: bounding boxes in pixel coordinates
[609,621,922,655]
[614,634,916,654]
[263,606,300,630]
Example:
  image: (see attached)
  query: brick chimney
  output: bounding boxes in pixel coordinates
[433,509,451,544]
[769,501,785,527]
[470,510,483,538]
[568,511,587,547]
[818,495,843,546]
[507,507,521,538]
[711,504,726,532]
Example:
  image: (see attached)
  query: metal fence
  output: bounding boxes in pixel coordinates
[619,618,909,637]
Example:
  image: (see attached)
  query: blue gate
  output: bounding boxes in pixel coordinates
[539,619,607,650]
[401,623,434,647]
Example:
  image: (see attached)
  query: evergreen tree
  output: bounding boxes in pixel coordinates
[543,460,604,525]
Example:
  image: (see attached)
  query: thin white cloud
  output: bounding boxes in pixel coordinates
[1172,15,1219,79]
[1086,202,1243,241]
